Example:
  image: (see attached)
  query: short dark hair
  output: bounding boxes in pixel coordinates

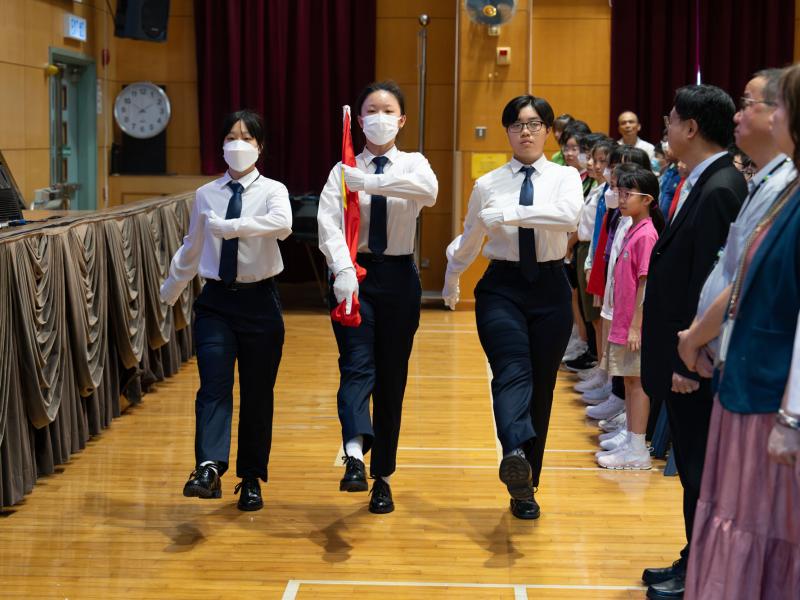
[654,142,665,156]
[356,80,406,115]
[673,84,736,149]
[580,132,610,153]
[553,113,573,131]
[609,144,651,170]
[501,95,555,129]
[559,120,591,147]
[221,109,265,149]
[615,163,665,233]
[755,68,785,104]
[592,139,617,159]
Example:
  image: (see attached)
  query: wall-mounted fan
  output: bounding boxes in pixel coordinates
[465,0,517,35]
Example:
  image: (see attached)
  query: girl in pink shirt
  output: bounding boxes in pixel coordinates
[598,165,664,469]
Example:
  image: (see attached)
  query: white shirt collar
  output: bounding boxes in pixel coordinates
[687,151,728,188]
[361,145,400,165]
[509,154,550,175]
[749,153,790,192]
[220,168,261,190]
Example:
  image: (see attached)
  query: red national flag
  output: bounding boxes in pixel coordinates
[330,105,366,327]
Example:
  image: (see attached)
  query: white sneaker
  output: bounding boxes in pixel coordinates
[599,427,624,441]
[599,428,628,451]
[599,411,627,432]
[586,393,625,420]
[596,441,628,458]
[562,339,588,363]
[581,382,613,405]
[575,371,607,393]
[598,445,652,470]
[578,365,601,381]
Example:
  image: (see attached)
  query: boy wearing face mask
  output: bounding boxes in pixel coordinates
[160,110,292,512]
[317,80,438,514]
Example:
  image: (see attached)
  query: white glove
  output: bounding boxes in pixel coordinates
[342,164,366,192]
[442,271,460,311]
[479,207,505,230]
[159,279,182,307]
[207,211,237,239]
[333,267,359,314]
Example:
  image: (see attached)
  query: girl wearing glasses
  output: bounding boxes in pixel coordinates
[442,95,583,519]
[596,164,664,470]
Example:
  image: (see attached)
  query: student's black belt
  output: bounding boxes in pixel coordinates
[490,259,564,270]
[357,252,414,264]
[205,277,273,290]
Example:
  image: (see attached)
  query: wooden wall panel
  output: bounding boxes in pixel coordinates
[796,0,800,59]
[0,0,203,208]
[376,1,457,291]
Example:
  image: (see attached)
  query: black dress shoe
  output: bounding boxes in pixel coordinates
[499,449,534,500]
[564,350,598,372]
[646,574,685,599]
[368,478,394,514]
[510,496,541,520]
[642,559,685,585]
[235,477,263,511]
[340,456,368,492]
[183,464,221,499]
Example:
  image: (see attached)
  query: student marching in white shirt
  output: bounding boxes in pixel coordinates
[443,95,582,520]
[160,110,291,512]
[317,81,437,514]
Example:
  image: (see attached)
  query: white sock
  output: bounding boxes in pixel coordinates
[199,460,219,474]
[381,475,391,484]
[344,436,364,462]
[630,433,647,452]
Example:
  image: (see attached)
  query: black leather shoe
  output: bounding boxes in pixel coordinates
[510,496,541,520]
[183,464,221,499]
[646,574,685,599]
[235,477,263,511]
[642,559,685,585]
[499,449,534,500]
[368,478,394,514]
[340,456,368,492]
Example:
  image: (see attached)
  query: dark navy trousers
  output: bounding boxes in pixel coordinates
[330,256,421,478]
[192,279,284,481]
[475,261,573,487]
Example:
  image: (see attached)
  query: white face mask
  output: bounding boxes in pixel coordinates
[603,167,611,183]
[604,187,619,209]
[361,113,400,146]
[223,140,259,172]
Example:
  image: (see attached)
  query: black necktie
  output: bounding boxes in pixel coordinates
[218,181,243,285]
[368,156,389,255]
[518,166,538,282]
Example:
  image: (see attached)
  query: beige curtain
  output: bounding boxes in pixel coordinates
[0,194,199,508]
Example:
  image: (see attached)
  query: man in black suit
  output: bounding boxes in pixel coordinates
[640,85,747,600]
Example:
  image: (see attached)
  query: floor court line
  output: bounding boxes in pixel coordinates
[281,578,647,599]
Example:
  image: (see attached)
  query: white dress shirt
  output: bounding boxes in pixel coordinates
[446,155,583,274]
[671,151,729,221]
[317,145,438,275]
[160,169,292,301]
[618,137,655,159]
[600,215,633,321]
[695,155,795,354]
[577,183,603,242]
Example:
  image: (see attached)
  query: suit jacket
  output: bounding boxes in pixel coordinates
[641,154,747,398]
[718,182,800,414]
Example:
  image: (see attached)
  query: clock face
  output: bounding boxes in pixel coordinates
[113,82,171,139]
